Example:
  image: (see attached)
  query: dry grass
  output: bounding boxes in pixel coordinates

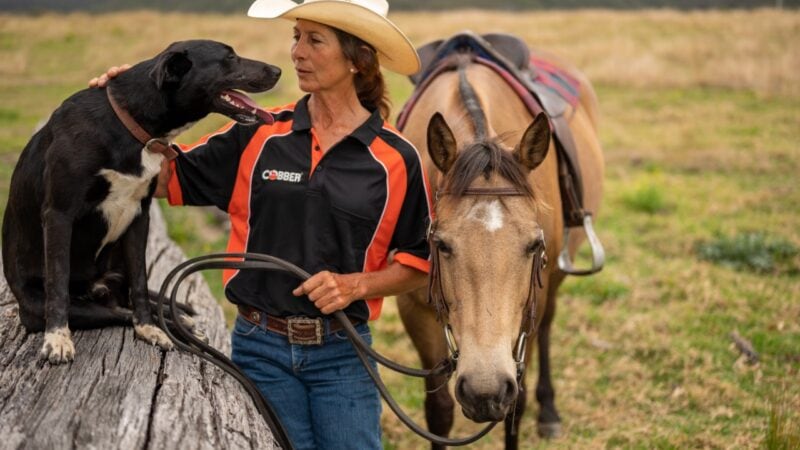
[0,9,798,450]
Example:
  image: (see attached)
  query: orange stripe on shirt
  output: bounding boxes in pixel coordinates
[166,122,238,205]
[166,160,183,206]
[223,120,294,287]
[363,136,408,320]
[382,123,436,222]
[394,252,431,273]
[180,121,236,152]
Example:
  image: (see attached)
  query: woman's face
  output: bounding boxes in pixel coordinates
[291,19,355,94]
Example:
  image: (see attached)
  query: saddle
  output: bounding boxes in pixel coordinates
[401,31,604,275]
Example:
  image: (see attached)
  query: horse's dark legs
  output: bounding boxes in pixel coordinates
[535,284,562,438]
[504,376,527,450]
[425,373,455,450]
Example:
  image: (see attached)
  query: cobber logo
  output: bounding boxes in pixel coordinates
[262,169,302,183]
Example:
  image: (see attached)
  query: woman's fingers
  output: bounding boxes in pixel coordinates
[88,64,131,88]
[293,271,353,314]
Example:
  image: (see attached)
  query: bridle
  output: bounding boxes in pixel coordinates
[427,186,547,383]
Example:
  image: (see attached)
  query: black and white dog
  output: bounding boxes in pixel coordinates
[2,40,280,364]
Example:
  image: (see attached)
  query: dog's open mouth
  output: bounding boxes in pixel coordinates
[217,90,274,125]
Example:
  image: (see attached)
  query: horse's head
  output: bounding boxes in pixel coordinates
[427,112,551,422]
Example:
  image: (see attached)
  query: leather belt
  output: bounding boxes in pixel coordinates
[237,305,361,345]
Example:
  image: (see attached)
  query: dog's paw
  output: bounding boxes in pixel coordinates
[89,281,111,299]
[179,313,196,329]
[134,324,174,350]
[40,327,75,364]
[191,327,209,344]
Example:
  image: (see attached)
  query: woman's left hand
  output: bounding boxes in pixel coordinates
[293,271,364,315]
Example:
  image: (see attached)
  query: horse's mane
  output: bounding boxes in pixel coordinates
[441,55,534,199]
[443,139,534,199]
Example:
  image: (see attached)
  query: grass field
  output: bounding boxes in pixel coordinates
[0,9,798,449]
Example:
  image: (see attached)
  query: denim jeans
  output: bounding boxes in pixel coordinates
[231,315,382,450]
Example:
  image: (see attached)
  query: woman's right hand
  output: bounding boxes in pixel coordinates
[88,64,131,88]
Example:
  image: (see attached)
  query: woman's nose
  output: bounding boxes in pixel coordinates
[291,41,305,61]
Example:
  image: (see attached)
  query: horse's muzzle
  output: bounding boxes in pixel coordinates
[455,374,518,422]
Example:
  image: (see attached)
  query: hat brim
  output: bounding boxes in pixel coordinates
[248,0,420,75]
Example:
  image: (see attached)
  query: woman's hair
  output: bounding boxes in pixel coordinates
[333,29,391,119]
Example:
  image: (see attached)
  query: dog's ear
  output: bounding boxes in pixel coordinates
[149,50,192,89]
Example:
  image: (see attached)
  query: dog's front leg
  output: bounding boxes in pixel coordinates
[123,203,173,350]
[41,207,75,364]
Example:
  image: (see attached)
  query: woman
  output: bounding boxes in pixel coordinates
[94,1,430,448]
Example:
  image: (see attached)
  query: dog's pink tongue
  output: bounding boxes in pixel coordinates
[222,90,274,125]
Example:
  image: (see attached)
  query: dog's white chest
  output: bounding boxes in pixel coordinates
[96,148,163,252]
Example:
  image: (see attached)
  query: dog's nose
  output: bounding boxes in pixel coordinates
[267,65,281,79]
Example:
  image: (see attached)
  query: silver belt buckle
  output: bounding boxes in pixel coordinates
[287,317,323,345]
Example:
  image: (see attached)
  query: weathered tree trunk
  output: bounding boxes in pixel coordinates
[0,204,278,450]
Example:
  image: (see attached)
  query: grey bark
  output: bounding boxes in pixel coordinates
[0,204,277,450]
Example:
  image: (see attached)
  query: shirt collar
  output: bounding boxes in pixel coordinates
[292,94,384,147]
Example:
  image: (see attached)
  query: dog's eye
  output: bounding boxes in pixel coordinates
[226,53,237,61]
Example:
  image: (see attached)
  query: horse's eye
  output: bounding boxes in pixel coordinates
[525,240,543,256]
[434,238,452,255]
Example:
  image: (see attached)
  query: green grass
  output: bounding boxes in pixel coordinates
[0,10,798,449]
[695,231,799,274]
[766,391,800,450]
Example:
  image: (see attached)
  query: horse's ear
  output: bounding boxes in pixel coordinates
[427,112,457,173]
[515,112,550,172]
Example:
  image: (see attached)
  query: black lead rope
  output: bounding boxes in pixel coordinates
[156,252,495,448]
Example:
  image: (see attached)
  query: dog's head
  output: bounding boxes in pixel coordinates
[149,40,281,125]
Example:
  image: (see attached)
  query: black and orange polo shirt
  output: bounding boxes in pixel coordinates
[167,96,433,322]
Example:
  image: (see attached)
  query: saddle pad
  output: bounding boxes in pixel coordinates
[528,55,581,108]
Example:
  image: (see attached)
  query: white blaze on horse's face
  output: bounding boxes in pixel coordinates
[466,199,504,232]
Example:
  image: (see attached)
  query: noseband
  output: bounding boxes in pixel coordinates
[427,187,547,382]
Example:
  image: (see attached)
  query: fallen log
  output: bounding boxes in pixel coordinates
[0,204,278,450]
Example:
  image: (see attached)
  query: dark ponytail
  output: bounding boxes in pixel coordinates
[333,29,391,119]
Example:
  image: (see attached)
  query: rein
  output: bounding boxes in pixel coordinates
[156,252,496,448]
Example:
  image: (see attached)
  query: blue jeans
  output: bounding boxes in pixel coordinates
[231,315,382,450]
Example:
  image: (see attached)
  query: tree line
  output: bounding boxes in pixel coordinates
[0,0,795,12]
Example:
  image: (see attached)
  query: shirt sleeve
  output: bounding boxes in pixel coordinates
[167,121,258,211]
[390,147,434,273]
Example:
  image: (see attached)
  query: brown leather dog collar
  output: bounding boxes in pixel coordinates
[106,86,179,161]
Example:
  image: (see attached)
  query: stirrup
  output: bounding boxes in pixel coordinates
[557,214,605,276]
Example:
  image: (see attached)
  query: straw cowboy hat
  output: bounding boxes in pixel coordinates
[247,0,420,75]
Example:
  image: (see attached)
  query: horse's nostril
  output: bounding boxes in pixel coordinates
[455,377,468,400]
[502,377,517,402]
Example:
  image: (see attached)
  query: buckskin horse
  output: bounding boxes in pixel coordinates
[395,32,604,448]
